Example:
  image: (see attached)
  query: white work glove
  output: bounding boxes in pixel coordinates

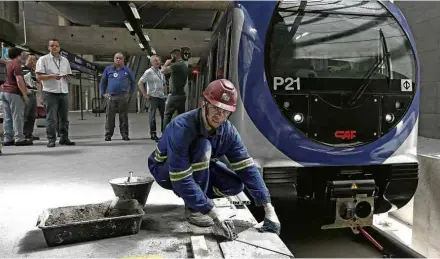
[264,203,280,223]
[257,203,281,235]
[208,207,238,241]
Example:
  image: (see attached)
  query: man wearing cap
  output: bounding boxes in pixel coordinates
[147,79,281,241]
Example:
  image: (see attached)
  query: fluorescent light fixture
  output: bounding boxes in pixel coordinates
[144,34,150,41]
[139,43,144,49]
[129,3,140,19]
[151,48,156,54]
[124,20,133,31]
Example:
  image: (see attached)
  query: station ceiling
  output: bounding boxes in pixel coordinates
[31,1,229,60]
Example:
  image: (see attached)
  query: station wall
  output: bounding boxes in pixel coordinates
[397,1,440,139]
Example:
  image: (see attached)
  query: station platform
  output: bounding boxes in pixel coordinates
[0,112,292,258]
[372,136,440,258]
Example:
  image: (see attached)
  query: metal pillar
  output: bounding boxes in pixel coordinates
[79,72,84,120]
[96,71,101,117]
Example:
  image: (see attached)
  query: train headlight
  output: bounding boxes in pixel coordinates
[293,113,304,123]
[385,113,395,123]
[283,101,290,109]
[395,101,401,109]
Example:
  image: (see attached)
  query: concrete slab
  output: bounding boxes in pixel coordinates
[235,224,293,257]
[220,240,291,259]
[191,236,210,259]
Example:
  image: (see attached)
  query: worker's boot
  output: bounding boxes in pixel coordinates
[185,205,214,227]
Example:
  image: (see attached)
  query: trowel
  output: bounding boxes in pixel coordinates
[126,171,133,183]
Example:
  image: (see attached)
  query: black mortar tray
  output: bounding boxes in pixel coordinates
[36,199,144,247]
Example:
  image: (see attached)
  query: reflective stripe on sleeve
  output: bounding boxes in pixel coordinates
[191,160,210,172]
[230,157,255,171]
[170,167,192,181]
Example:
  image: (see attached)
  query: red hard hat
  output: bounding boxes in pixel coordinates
[203,79,237,112]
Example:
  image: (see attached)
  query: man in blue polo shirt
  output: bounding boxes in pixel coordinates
[100,52,136,141]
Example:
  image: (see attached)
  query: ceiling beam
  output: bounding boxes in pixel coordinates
[116,1,152,54]
[36,2,74,24]
[11,22,212,57]
[136,1,229,11]
[0,18,19,44]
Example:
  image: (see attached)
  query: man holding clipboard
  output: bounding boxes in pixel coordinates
[36,39,75,148]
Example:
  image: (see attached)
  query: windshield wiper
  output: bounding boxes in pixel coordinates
[347,29,391,107]
[274,1,307,64]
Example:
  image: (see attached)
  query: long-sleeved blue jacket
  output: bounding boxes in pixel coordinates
[100,65,136,95]
[147,108,271,214]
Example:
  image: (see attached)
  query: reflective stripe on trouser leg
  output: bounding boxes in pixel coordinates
[207,160,244,198]
[230,157,255,171]
[153,147,167,162]
[148,158,173,190]
[148,138,212,196]
[212,186,227,197]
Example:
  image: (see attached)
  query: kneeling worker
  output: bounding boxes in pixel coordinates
[147,79,280,240]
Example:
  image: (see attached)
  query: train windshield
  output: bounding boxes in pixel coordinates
[268,1,416,82]
[265,0,418,147]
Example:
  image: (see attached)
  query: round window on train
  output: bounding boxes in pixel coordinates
[265,0,418,147]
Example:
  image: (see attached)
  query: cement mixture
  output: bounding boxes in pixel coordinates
[44,201,140,226]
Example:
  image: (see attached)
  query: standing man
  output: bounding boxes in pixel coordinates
[147,79,281,240]
[0,47,33,146]
[138,55,166,142]
[36,39,75,148]
[100,52,136,141]
[161,49,189,128]
[22,54,41,141]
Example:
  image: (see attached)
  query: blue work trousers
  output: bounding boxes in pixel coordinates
[149,138,244,200]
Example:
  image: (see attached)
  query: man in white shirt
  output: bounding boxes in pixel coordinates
[138,55,167,142]
[36,39,75,148]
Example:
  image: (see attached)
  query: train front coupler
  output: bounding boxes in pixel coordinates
[321,179,377,231]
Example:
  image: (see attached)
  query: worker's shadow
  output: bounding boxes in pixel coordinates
[16,229,49,254]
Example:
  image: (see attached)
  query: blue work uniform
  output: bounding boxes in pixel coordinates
[99,64,136,138]
[147,108,271,214]
[100,65,136,95]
